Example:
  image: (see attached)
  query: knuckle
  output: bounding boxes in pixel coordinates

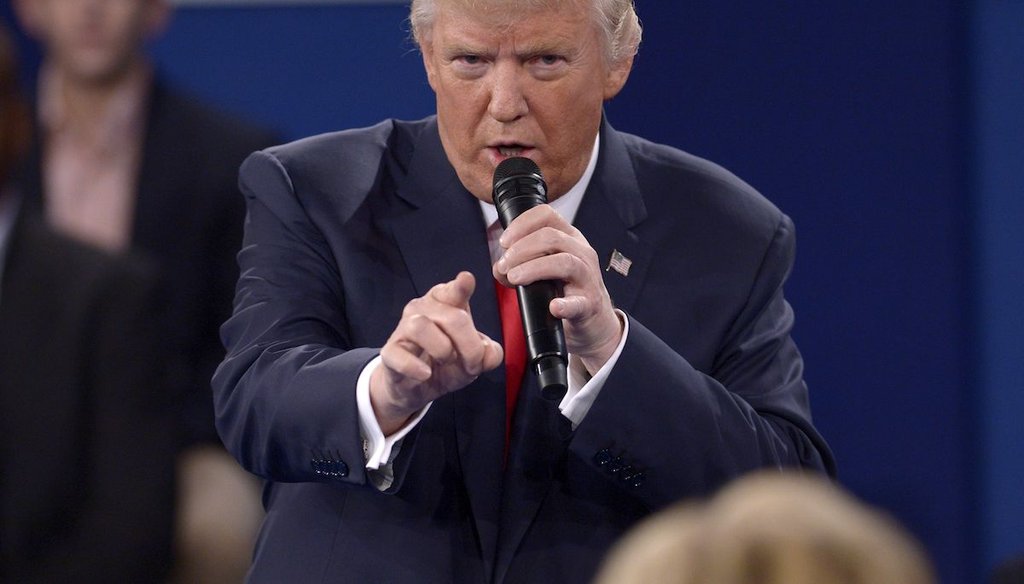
[576,296,590,314]
[380,347,408,372]
[563,296,583,317]
[430,338,454,360]
[405,313,431,334]
[542,227,562,247]
[440,307,471,331]
[452,308,473,329]
[403,298,424,317]
[561,253,579,273]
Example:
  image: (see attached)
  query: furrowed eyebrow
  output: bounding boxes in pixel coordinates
[515,41,579,61]
[440,40,495,59]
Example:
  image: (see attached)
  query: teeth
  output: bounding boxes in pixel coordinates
[498,146,524,156]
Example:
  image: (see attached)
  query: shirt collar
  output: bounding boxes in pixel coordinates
[479,132,601,228]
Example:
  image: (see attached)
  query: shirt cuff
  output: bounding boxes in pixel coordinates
[356,355,432,470]
[558,309,629,428]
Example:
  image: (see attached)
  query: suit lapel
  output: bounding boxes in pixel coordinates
[574,119,653,316]
[383,121,506,575]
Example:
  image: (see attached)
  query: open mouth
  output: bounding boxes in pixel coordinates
[498,145,525,156]
[490,144,534,160]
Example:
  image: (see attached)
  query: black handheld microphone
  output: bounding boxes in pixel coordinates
[492,157,568,401]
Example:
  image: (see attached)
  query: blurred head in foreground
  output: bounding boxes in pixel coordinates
[594,472,934,584]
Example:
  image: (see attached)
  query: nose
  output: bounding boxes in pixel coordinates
[487,62,528,123]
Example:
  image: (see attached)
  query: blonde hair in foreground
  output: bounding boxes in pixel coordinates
[594,472,935,584]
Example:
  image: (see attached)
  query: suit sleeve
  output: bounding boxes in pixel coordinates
[213,150,376,486]
[569,214,835,510]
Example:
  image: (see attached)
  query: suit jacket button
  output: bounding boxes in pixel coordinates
[593,449,612,466]
[336,460,349,478]
[312,459,323,474]
[607,456,625,473]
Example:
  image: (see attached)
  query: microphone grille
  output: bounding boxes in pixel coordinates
[493,156,543,186]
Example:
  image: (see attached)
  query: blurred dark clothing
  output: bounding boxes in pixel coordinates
[0,204,175,582]
[18,76,278,447]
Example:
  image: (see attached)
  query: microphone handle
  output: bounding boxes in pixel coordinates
[492,157,567,401]
[517,280,568,401]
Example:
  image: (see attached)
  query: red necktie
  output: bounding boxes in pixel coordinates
[495,280,526,459]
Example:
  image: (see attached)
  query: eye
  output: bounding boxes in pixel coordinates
[528,54,567,79]
[450,54,489,78]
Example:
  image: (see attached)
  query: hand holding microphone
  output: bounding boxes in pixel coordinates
[492,158,568,400]
[492,158,624,401]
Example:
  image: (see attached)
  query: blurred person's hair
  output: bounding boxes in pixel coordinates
[594,472,935,584]
[0,23,31,187]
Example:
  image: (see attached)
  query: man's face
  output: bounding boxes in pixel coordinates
[21,0,165,85]
[420,0,632,202]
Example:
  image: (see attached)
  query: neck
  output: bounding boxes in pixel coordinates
[49,57,148,126]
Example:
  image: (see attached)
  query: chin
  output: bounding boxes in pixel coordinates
[65,49,129,81]
[69,62,115,81]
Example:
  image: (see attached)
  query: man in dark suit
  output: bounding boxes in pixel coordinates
[0,25,175,580]
[214,1,835,583]
[11,0,277,581]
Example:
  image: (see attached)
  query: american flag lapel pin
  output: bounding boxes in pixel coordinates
[606,249,632,277]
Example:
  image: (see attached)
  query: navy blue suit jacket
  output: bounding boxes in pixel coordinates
[214,116,835,584]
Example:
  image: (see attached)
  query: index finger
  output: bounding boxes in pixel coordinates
[498,205,578,248]
[429,271,476,309]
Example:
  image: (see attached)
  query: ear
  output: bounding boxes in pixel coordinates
[12,0,45,39]
[603,54,634,100]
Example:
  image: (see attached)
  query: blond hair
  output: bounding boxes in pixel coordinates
[595,472,935,584]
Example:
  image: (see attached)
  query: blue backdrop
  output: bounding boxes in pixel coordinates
[3,2,1020,582]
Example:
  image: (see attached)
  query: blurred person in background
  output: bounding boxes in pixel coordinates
[594,472,935,584]
[0,22,176,582]
[10,0,278,581]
